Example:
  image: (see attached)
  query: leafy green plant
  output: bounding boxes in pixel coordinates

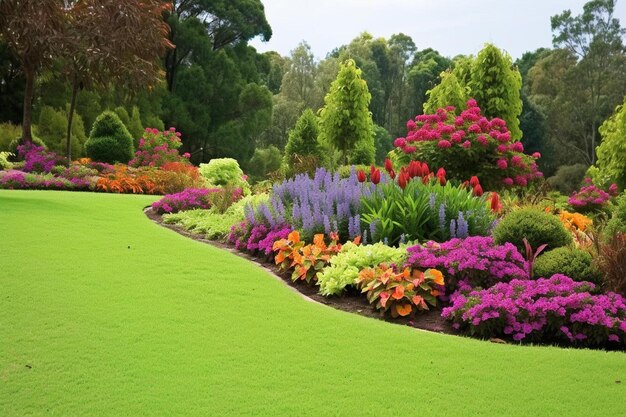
[534,247,602,284]
[0,152,13,170]
[85,111,134,163]
[284,108,323,169]
[199,158,250,194]
[316,241,407,296]
[604,191,626,240]
[493,207,572,252]
[361,178,495,245]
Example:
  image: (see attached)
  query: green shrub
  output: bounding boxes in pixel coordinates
[493,207,572,252]
[8,135,46,155]
[374,124,393,165]
[547,164,587,195]
[317,241,407,296]
[85,111,134,163]
[35,105,87,158]
[0,151,13,170]
[534,247,602,284]
[0,122,21,151]
[604,191,626,240]
[199,158,250,194]
[247,146,282,183]
[337,164,372,179]
[284,109,324,169]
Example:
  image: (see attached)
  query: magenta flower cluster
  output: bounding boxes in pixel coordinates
[406,236,528,291]
[0,170,91,191]
[394,99,542,188]
[228,220,292,256]
[129,127,190,168]
[568,178,618,211]
[18,142,65,173]
[442,274,626,347]
[151,188,219,214]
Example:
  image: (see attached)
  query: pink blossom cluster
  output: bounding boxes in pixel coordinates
[151,187,219,214]
[406,236,528,292]
[568,178,618,211]
[442,274,626,347]
[129,127,190,168]
[0,169,92,191]
[18,142,65,173]
[394,99,542,189]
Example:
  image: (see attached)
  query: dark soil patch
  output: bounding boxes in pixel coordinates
[145,208,454,335]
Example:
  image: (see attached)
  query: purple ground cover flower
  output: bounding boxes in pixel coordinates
[151,188,219,214]
[406,236,528,292]
[17,143,65,173]
[0,170,92,191]
[568,179,618,211]
[442,274,626,347]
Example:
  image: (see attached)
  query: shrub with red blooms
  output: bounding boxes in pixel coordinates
[442,274,626,348]
[568,178,618,212]
[393,99,542,190]
[129,127,191,168]
[151,188,220,214]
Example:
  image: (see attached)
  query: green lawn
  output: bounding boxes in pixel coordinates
[1,190,625,416]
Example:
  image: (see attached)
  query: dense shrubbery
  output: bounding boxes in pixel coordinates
[199,158,250,194]
[406,237,528,292]
[534,247,601,283]
[392,99,542,190]
[604,192,626,239]
[493,207,572,252]
[443,275,626,347]
[317,242,407,295]
[85,111,135,164]
[129,127,189,168]
[18,142,65,173]
[548,164,587,195]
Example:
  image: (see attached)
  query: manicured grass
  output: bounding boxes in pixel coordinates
[1,190,625,416]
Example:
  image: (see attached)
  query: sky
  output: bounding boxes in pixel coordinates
[250,0,626,60]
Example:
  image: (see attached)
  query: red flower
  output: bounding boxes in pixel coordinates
[357,170,366,183]
[384,158,393,173]
[470,176,480,187]
[473,184,484,196]
[388,169,396,180]
[490,192,502,213]
[408,160,421,178]
[370,168,381,185]
[436,168,446,186]
[398,168,409,189]
[421,162,430,176]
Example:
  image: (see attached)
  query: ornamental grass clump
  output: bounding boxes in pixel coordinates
[442,275,626,348]
[406,236,528,292]
[392,98,542,189]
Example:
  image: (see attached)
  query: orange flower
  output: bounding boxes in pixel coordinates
[395,303,412,317]
[427,269,444,286]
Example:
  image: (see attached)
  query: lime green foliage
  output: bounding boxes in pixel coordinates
[0,122,21,151]
[164,193,269,239]
[1,191,626,416]
[604,191,626,239]
[319,59,375,164]
[534,247,602,283]
[493,207,572,252]
[199,158,250,194]
[548,163,587,195]
[247,146,282,183]
[425,44,523,140]
[423,70,468,113]
[0,151,13,169]
[337,164,371,178]
[85,111,135,163]
[284,108,323,168]
[588,96,626,189]
[317,242,407,296]
[128,106,145,143]
[35,105,87,158]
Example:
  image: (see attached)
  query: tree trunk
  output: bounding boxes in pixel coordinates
[66,76,79,165]
[21,66,35,142]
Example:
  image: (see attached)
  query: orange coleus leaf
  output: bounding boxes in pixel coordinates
[427,269,445,286]
[379,291,391,307]
[288,230,300,244]
[431,289,442,297]
[412,270,425,286]
[395,303,412,317]
[353,235,361,245]
[412,295,425,307]
[275,251,286,264]
[379,269,394,285]
[313,234,326,248]
[392,285,405,300]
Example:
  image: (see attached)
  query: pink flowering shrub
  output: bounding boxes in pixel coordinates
[151,188,220,214]
[393,99,542,190]
[18,142,65,173]
[442,274,626,347]
[0,170,92,191]
[129,127,190,168]
[227,220,292,257]
[568,178,618,212]
[406,236,528,293]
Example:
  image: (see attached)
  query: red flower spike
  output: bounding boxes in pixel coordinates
[490,192,502,213]
[422,162,430,176]
[370,168,381,185]
[388,169,396,180]
[398,171,409,190]
[357,170,366,183]
[436,168,446,185]
[384,158,393,173]
[473,184,483,196]
[470,176,480,187]
[370,165,376,176]
[408,160,421,178]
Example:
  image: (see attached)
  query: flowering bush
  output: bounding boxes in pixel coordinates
[568,178,618,212]
[272,231,342,283]
[151,188,220,214]
[317,241,408,296]
[442,275,626,347]
[95,165,158,194]
[253,167,374,241]
[406,236,528,292]
[392,99,542,189]
[357,264,444,317]
[0,170,91,190]
[129,127,189,168]
[18,142,65,173]
[361,175,495,245]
